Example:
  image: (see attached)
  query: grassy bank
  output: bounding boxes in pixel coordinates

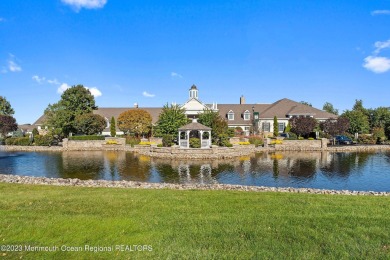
[0,183,389,259]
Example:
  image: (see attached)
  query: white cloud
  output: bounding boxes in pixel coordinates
[32,75,60,85]
[7,54,22,72]
[142,91,155,97]
[61,0,107,10]
[373,39,390,54]
[363,56,390,73]
[171,72,183,78]
[47,79,60,85]
[57,83,71,94]
[371,10,390,16]
[32,75,46,84]
[86,87,102,97]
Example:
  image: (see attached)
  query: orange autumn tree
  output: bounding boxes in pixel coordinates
[117,109,152,137]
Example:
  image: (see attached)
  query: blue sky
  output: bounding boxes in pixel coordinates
[1,0,390,124]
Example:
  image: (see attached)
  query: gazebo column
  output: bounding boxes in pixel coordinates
[186,130,190,148]
[208,130,211,147]
[199,130,204,148]
[178,131,181,148]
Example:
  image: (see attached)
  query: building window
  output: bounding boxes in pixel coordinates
[243,110,250,120]
[262,122,270,132]
[278,123,285,132]
[228,110,234,120]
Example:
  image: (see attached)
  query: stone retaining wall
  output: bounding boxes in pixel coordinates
[132,145,257,159]
[0,174,388,196]
[62,137,126,151]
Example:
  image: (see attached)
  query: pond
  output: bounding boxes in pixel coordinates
[0,151,389,192]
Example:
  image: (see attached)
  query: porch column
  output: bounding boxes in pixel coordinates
[178,131,181,148]
[208,130,211,147]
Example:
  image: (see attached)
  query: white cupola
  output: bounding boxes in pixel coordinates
[189,84,198,99]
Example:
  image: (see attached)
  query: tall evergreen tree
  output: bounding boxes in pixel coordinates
[110,116,116,137]
[273,116,279,136]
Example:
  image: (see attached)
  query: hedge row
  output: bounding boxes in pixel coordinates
[68,135,105,140]
[5,136,53,146]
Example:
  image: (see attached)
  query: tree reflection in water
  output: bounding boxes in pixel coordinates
[320,152,371,179]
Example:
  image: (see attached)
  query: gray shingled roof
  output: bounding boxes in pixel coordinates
[32,98,337,128]
[178,121,211,131]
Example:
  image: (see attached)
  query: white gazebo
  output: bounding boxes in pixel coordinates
[178,119,212,148]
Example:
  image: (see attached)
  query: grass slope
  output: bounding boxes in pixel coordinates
[0,183,389,259]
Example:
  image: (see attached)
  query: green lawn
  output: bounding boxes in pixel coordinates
[0,182,389,259]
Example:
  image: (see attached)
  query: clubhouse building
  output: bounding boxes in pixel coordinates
[33,85,336,136]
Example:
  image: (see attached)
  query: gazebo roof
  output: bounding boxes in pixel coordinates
[178,119,211,131]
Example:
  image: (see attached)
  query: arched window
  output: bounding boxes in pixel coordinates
[227,110,234,120]
[243,110,250,120]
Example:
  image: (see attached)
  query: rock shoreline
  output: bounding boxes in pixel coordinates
[0,174,388,196]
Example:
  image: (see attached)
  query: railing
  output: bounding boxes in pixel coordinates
[201,140,210,148]
[180,140,188,148]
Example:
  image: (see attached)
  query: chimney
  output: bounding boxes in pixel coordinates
[240,95,245,104]
[134,102,138,108]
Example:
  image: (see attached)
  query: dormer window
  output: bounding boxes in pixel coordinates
[243,110,250,120]
[228,110,234,120]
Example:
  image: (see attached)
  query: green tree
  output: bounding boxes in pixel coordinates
[44,85,97,137]
[342,110,370,134]
[352,99,366,113]
[198,109,229,144]
[284,122,291,133]
[156,104,187,135]
[0,96,15,116]
[322,102,339,115]
[110,116,116,137]
[117,109,152,137]
[0,115,18,137]
[273,116,279,136]
[74,113,106,135]
[300,101,312,107]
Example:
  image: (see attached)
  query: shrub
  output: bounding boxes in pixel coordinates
[139,141,156,145]
[270,140,283,145]
[239,141,250,145]
[357,135,376,144]
[0,137,4,145]
[68,135,105,140]
[248,136,264,147]
[189,138,201,148]
[372,127,386,144]
[34,135,53,146]
[308,137,314,140]
[286,132,298,140]
[122,135,140,147]
[298,136,304,140]
[162,134,174,147]
[157,144,163,147]
[106,140,118,145]
[225,143,233,147]
[32,128,39,137]
[5,137,31,146]
[217,134,231,147]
